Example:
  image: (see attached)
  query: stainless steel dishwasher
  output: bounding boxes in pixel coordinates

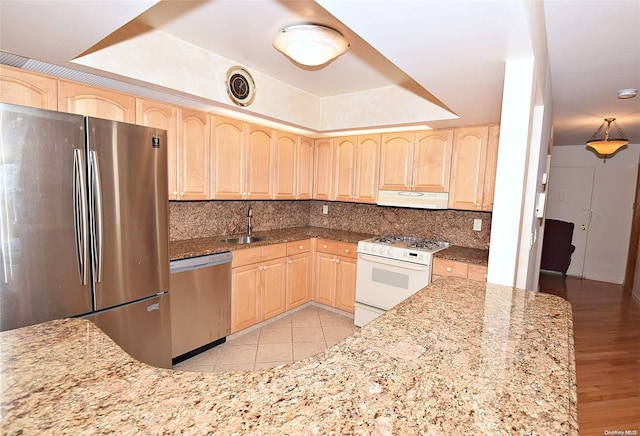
[169,251,232,364]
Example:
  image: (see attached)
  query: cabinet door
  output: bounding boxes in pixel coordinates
[313,138,334,200]
[177,108,211,200]
[333,136,357,202]
[287,252,311,310]
[296,136,314,199]
[273,130,297,200]
[314,252,336,306]
[448,126,489,210]
[136,99,179,199]
[58,81,135,122]
[413,129,452,192]
[231,264,262,333]
[246,124,274,199]
[379,132,413,190]
[0,65,57,110]
[355,134,380,203]
[262,258,287,320]
[482,125,500,211]
[335,256,357,313]
[212,115,245,199]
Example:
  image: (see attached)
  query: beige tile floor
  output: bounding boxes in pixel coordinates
[173,304,359,373]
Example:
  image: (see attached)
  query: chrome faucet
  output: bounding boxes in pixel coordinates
[247,205,253,236]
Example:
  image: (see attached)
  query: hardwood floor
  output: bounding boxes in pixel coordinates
[539,272,640,436]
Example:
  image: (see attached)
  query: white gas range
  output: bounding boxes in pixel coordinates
[354,235,450,327]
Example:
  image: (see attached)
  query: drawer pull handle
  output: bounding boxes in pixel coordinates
[298,245,303,249]
[446,267,452,272]
[323,244,328,249]
[344,249,350,254]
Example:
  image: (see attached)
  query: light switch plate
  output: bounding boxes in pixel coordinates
[322,205,329,215]
[473,219,482,231]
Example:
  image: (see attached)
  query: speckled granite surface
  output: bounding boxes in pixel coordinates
[170,200,491,250]
[435,245,490,266]
[170,226,373,260]
[170,226,490,267]
[0,277,577,434]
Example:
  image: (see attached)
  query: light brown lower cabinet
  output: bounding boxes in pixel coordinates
[231,243,287,333]
[314,239,357,313]
[432,258,487,282]
[286,240,312,310]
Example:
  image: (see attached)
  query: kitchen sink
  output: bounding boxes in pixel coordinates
[218,236,271,245]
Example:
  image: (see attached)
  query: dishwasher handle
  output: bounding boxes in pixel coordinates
[170,252,232,273]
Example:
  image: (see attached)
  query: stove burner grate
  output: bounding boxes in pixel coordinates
[372,234,406,244]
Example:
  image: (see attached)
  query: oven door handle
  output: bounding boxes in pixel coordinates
[358,253,430,271]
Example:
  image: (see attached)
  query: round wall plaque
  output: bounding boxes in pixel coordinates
[226,66,256,106]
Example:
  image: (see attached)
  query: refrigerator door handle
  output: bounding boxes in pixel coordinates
[73,149,88,285]
[89,150,104,283]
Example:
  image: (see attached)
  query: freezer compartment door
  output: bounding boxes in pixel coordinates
[0,103,92,331]
[86,118,169,310]
[84,293,172,368]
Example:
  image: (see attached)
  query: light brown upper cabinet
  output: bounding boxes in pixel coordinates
[355,134,381,203]
[246,124,274,199]
[448,125,490,210]
[482,125,500,211]
[333,134,380,203]
[413,130,453,192]
[379,131,413,190]
[297,136,314,199]
[176,108,212,200]
[135,98,179,199]
[58,81,136,123]
[212,115,245,199]
[380,129,452,193]
[313,138,334,200]
[212,117,273,199]
[333,136,357,202]
[273,131,314,200]
[0,65,58,110]
[273,130,297,200]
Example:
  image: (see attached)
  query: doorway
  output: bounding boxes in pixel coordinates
[545,166,594,277]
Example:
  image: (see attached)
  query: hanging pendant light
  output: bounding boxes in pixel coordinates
[273,24,350,67]
[586,118,629,159]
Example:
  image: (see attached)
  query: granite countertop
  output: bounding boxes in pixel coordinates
[170,226,374,260]
[170,226,489,266]
[0,277,577,434]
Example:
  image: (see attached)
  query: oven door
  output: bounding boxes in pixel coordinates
[355,252,431,311]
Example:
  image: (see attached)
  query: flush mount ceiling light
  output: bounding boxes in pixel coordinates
[618,88,638,99]
[586,117,629,159]
[273,24,350,67]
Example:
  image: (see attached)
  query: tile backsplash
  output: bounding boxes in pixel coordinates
[170,200,491,250]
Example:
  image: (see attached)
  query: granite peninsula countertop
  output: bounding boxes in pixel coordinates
[170,226,489,266]
[1,277,577,434]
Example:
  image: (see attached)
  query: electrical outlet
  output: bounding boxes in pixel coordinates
[473,219,482,231]
[322,205,329,215]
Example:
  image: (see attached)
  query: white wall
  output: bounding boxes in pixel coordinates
[548,144,639,284]
[487,1,553,291]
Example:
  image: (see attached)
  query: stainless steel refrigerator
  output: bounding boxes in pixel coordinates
[0,102,172,368]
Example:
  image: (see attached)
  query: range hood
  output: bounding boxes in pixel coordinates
[376,190,449,209]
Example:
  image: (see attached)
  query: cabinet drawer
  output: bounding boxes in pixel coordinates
[467,264,488,281]
[337,242,357,259]
[262,243,287,260]
[232,246,262,267]
[316,239,338,255]
[432,258,468,278]
[287,239,312,255]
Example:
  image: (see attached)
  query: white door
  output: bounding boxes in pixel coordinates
[546,166,595,277]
